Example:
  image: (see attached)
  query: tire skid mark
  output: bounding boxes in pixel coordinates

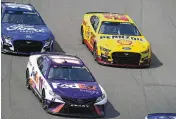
[1,54,13,119]
[145,83,176,88]
[159,85,173,110]
[139,69,150,112]
[9,55,14,119]
[147,69,158,84]
[169,16,176,29]
[128,69,150,113]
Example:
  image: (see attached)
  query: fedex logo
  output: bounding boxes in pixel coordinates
[52,83,96,90]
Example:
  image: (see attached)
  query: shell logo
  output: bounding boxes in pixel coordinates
[117,40,132,45]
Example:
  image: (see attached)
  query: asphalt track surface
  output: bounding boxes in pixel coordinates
[2,0,176,119]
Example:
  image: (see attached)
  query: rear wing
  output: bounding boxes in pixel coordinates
[86,12,125,15]
[1,1,15,4]
[1,1,35,9]
[86,12,110,14]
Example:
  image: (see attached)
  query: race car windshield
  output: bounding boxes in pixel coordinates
[99,22,141,36]
[48,66,95,82]
[2,11,45,25]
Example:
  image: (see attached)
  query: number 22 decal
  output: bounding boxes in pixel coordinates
[90,33,95,46]
[85,26,91,39]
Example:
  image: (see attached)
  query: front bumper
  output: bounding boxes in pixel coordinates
[96,52,151,68]
[1,42,53,55]
[46,99,106,118]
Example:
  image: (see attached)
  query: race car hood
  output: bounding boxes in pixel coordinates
[146,113,176,119]
[2,23,52,41]
[97,35,149,53]
[50,80,102,99]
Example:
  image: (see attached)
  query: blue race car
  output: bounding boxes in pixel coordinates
[26,52,107,117]
[145,113,176,119]
[1,2,54,55]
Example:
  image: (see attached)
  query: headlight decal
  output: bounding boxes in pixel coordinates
[49,90,63,101]
[44,38,53,47]
[49,90,55,96]
[141,49,149,54]
[3,35,12,45]
[95,94,105,103]
[100,46,111,52]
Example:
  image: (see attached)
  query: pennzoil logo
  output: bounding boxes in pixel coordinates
[100,35,143,41]
[117,40,132,45]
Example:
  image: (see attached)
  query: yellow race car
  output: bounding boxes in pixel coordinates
[81,12,152,68]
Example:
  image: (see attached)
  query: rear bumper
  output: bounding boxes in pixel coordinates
[46,100,106,118]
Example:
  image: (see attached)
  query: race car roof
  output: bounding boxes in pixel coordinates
[2,3,35,12]
[87,12,134,23]
[44,53,85,66]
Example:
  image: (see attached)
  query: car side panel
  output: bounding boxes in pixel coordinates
[83,14,97,51]
[27,55,49,95]
[27,55,63,102]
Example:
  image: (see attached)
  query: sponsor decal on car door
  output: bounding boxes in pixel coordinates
[32,66,44,94]
[90,32,96,47]
[85,26,91,41]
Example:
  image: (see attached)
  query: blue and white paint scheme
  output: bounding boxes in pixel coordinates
[1,2,55,55]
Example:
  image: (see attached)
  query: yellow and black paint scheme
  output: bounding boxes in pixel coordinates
[81,12,152,67]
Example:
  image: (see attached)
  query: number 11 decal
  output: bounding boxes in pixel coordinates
[39,77,43,92]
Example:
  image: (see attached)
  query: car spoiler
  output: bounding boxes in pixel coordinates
[1,1,33,7]
[1,1,15,4]
[30,52,78,57]
[86,12,124,15]
[86,12,110,14]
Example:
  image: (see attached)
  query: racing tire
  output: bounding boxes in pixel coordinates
[93,44,98,62]
[144,59,151,68]
[1,43,6,54]
[26,69,31,90]
[81,26,85,44]
[41,90,48,110]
